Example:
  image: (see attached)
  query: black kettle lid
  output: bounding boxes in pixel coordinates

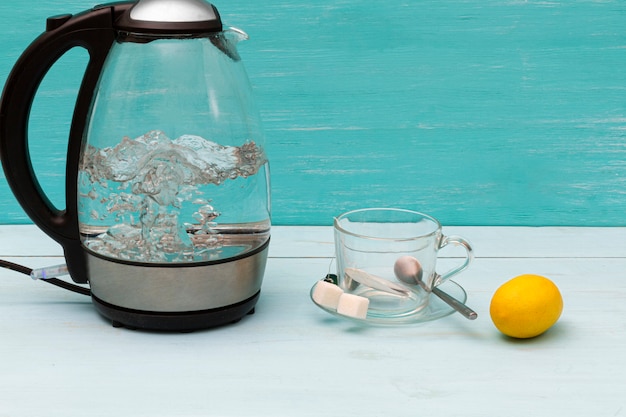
[115,0,223,35]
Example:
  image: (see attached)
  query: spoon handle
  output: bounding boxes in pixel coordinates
[432,286,478,320]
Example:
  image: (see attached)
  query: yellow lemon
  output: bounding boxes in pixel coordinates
[489,274,563,339]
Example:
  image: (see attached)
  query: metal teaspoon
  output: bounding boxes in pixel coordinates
[394,256,478,320]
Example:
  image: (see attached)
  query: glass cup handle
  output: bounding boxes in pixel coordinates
[434,235,474,287]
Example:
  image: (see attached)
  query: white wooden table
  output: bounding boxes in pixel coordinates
[1,225,625,416]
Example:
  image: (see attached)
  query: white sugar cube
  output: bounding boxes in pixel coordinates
[337,293,370,319]
[312,280,344,309]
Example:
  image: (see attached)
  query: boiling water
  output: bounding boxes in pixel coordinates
[77,130,269,263]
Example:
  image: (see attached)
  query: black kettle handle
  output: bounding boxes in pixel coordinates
[0,3,133,283]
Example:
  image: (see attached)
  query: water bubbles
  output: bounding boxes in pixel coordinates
[78,130,268,262]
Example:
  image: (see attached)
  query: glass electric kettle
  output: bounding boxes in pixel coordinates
[0,0,270,331]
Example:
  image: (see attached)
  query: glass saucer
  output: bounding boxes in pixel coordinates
[309,280,467,326]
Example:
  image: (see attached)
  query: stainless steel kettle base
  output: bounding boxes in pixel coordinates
[91,291,260,332]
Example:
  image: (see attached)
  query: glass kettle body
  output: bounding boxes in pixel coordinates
[0,1,270,331]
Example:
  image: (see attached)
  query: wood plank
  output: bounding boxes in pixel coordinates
[270,225,626,259]
[1,0,626,226]
[0,255,624,416]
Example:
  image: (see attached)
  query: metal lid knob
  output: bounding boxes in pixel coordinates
[116,0,223,35]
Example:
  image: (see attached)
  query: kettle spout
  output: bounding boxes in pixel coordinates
[212,27,248,61]
[224,27,249,43]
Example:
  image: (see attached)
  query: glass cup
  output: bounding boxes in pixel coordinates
[333,208,473,318]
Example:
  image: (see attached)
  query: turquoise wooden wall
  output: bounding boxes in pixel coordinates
[1,0,626,226]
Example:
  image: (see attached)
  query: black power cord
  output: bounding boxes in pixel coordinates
[0,259,91,296]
